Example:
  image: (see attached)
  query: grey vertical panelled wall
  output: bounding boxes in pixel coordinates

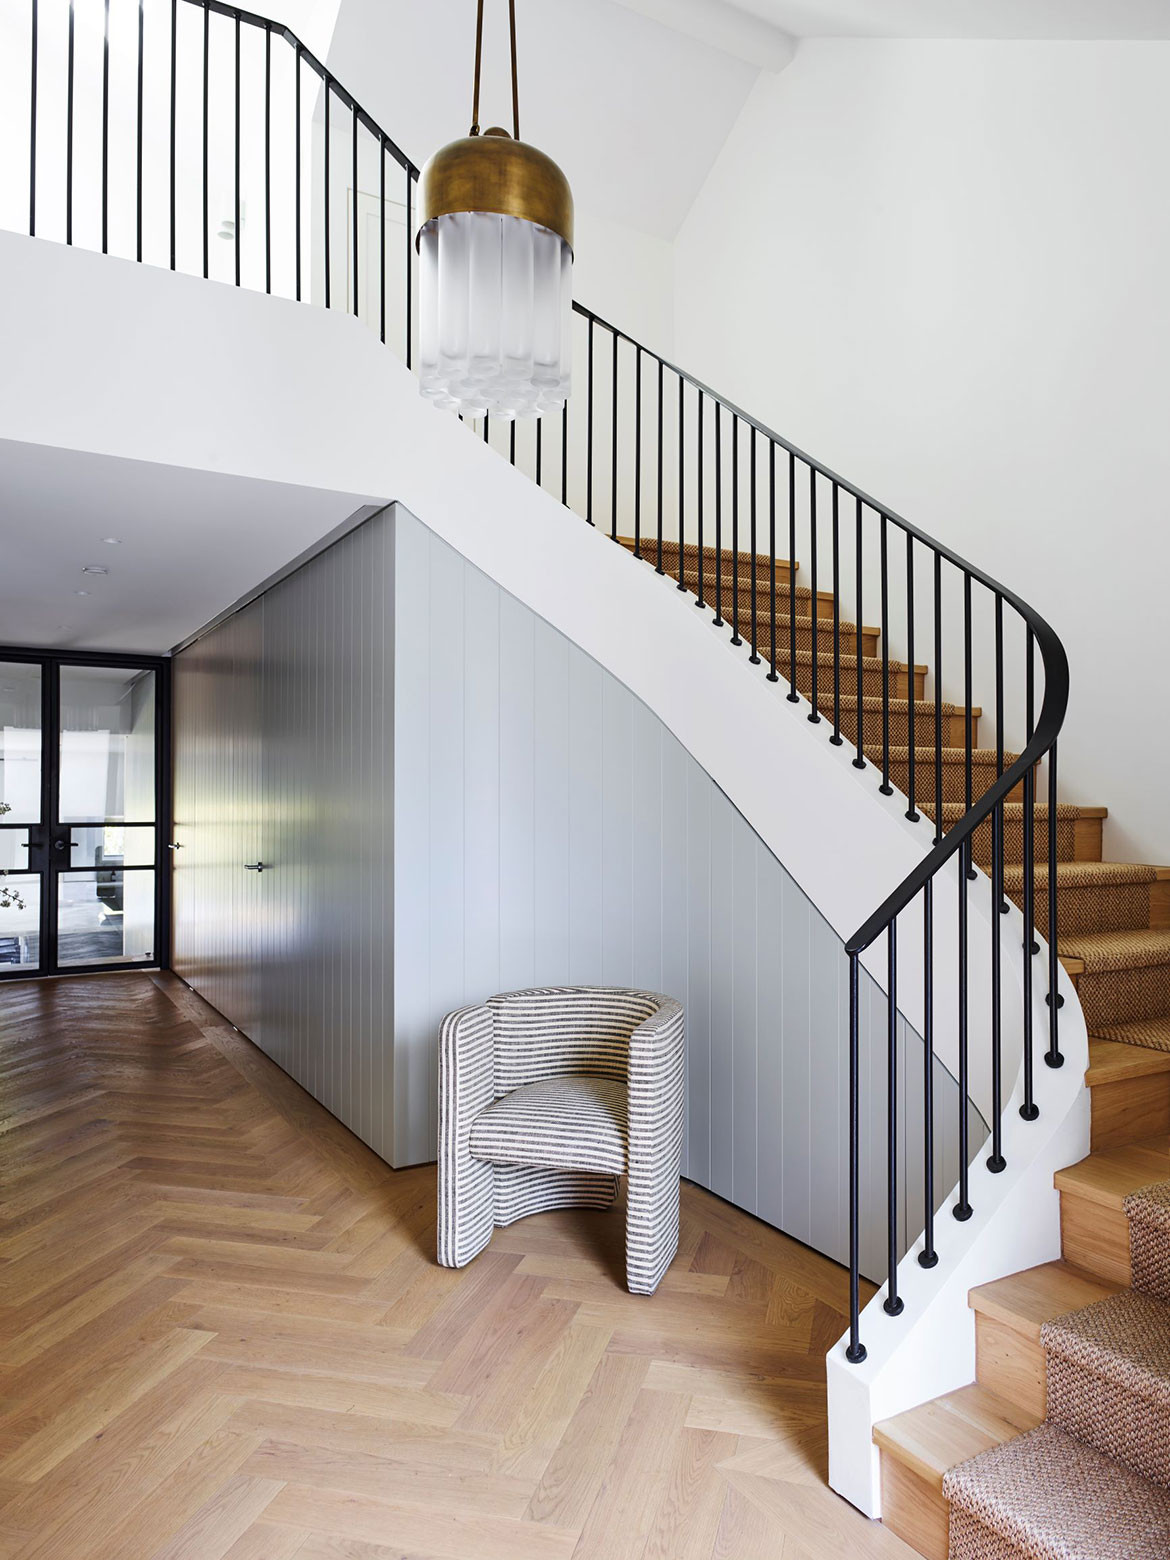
[392,508,985,1281]
[172,503,984,1282]
[172,516,395,1160]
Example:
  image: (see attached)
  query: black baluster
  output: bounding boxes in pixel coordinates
[535,417,543,488]
[234,16,240,286]
[561,401,567,507]
[29,0,37,237]
[405,167,413,367]
[830,485,841,740]
[880,515,892,791]
[379,142,385,342]
[634,349,641,555]
[768,444,778,682]
[348,101,357,312]
[509,421,516,466]
[884,919,903,1315]
[104,0,112,256]
[324,81,331,308]
[612,334,619,543]
[942,552,948,842]
[989,789,1006,1174]
[730,421,742,646]
[920,879,939,1266]
[655,358,664,571]
[995,594,1006,909]
[1021,628,1039,1120]
[906,535,918,819]
[808,469,820,721]
[66,0,74,245]
[677,375,686,590]
[846,954,867,1363]
[853,499,865,763]
[169,0,176,269]
[200,0,207,276]
[586,319,594,525]
[136,0,144,262]
[785,453,796,698]
[1046,742,1063,1069]
[294,45,301,301]
[264,26,272,294]
[955,835,973,1221]
[696,392,706,608]
[749,431,760,660]
[712,405,723,627]
[483,412,489,444]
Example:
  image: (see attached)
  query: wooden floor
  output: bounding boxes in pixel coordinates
[0,971,910,1560]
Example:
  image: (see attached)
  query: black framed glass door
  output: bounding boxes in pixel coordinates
[0,649,170,979]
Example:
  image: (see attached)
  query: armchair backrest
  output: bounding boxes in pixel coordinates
[488,985,665,1095]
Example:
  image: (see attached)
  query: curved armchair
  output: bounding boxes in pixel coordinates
[437,986,685,1294]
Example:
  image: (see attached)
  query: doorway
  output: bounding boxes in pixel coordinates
[0,649,170,979]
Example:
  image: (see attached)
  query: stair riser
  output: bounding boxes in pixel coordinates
[1009,884,1154,939]
[623,538,794,584]
[879,1457,949,1560]
[788,661,925,703]
[835,707,977,751]
[927,814,1092,870]
[1076,966,1170,1030]
[891,762,1031,808]
[975,1313,1047,1422]
[1091,1074,1170,1152]
[1045,1355,1170,1487]
[725,613,878,660]
[1060,1193,1131,1286]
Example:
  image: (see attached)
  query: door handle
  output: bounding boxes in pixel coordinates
[244,862,267,872]
[167,842,183,851]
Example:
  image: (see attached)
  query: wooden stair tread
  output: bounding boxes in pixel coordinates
[1087,1036,1170,1085]
[1054,1133,1170,1209]
[873,1383,1039,1491]
[1004,861,1159,890]
[617,536,797,575]
[1058,928,1170,973]
[969,1259,1121,1339]
[935,803,1108,822]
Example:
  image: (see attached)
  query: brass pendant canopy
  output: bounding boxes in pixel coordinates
[417,132,574,254]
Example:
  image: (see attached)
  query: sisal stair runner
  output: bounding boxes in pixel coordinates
[942,1180,1170,1559]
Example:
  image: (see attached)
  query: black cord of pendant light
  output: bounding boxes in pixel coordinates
[470,0,520,140]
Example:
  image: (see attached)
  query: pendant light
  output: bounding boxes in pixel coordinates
[416,0,574,421]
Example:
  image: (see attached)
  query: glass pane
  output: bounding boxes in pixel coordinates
[0,661,42,825]
[0,873,40,970]
[59,666,156,824]
[0,830,30,870]
[69,825,155,868]
[57,869,155,966]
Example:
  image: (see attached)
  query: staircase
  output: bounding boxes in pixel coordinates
[625,534,1170,1557]
[12,0,1166,1547]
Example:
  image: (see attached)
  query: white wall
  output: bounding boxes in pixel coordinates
[674,39,1170,864]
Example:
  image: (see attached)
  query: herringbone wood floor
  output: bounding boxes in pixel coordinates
[0,970,908,1560]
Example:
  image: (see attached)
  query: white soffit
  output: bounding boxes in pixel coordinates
[613,0,796,68]
[735,0,1170,40]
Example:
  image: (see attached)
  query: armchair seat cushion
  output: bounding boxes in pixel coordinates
[469,1075,629,1176]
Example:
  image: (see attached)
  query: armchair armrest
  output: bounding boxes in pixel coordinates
[626,996,686,1294]
[437,1003,496,1268]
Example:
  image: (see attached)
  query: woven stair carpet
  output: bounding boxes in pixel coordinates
[945,1182,1170,1558]
[1002,862,1157,939]
[1059,931,1170,1030]
[942,1424,1170,1560]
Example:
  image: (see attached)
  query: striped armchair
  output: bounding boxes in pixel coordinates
[437,986,685,1295]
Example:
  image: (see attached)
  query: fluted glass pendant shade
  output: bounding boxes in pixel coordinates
[418,209,572,419]
[415,2,573,421]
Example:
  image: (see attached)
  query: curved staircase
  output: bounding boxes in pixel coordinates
[627,532,1170,1558]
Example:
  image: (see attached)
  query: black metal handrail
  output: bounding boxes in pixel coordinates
[13,0,1070,1367]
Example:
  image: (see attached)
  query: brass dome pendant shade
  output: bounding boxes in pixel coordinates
[416,0,575,419]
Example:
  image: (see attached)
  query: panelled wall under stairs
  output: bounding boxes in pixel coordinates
[170,502,984,1277]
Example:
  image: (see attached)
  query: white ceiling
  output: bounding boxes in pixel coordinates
[0,441,380,654]
[326,0,759,241]
[627,0,1170,42]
